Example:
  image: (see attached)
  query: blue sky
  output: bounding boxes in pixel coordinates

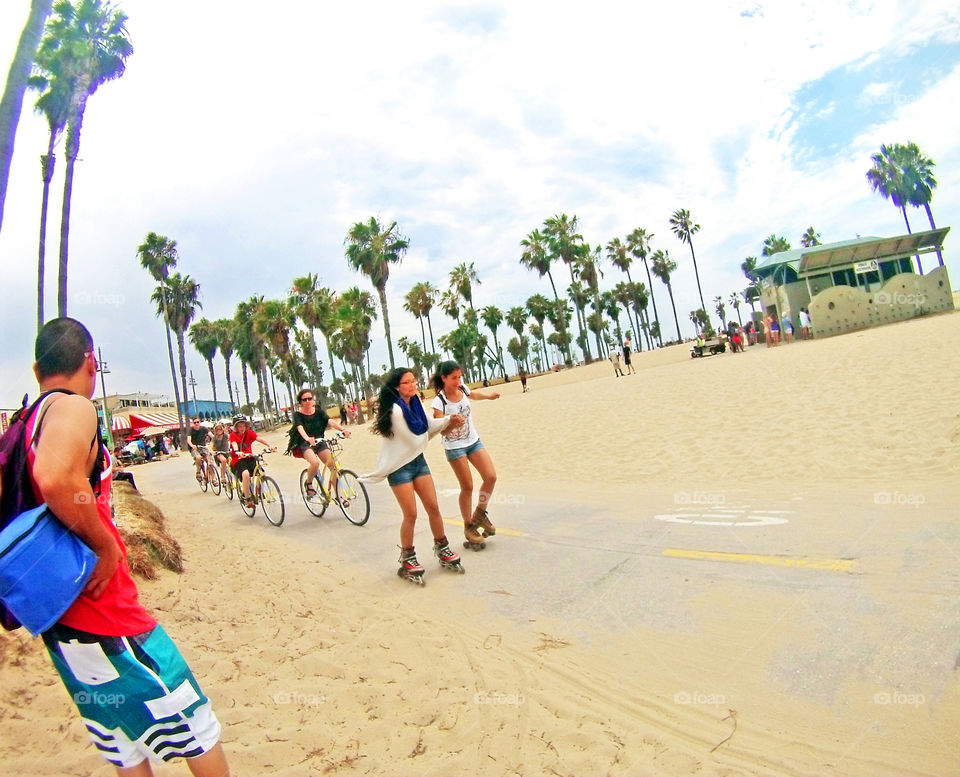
[1,0,958,407]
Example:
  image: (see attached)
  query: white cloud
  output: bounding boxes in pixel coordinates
[1,0,958,404]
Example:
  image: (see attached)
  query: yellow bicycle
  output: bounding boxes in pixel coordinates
[237,452,285,526]
[299,436,370,525]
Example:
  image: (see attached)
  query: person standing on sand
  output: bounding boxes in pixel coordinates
[431,360,501,549]
[361,368,466,581]
[609,349,624,377]
[623,338,636,374]
[23,318,231,776]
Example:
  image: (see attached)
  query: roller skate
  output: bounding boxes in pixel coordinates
[434,537,465,574]
[462,521,486,551]
[397,547,425,586]
[473,506,496,537]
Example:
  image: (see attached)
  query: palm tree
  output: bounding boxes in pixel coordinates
[449,261,480,315]
[234,297,268,417]
[880,141,943,266]
[626,227,663,346]
[0,0,54,234]
[800,227,821,248]
[289,274,324,387]
[441,288,461,323]
[761,235,791,257]
[188,318,220,412]
[669,208,706,314]
[480,304,506,378]
[334,287,376,407]
[612,281,638,347]
[403,283,429,353]
[213,318,237,410]
[741,255,758,279]
[154,272,200,427]
[867,143,914,235]
[137,232,184,435]
[544,213,591,362]
[520,228,560,299]
[254,299,297,390]
[651,249,681,342]
[601,290,624,350]
[525,293,552,369]
[310,285,339,384]
[629,281,652,350]
[728,292,743,326]
[27,51,69,329]
[714,296,727,330]
[344,216,408,369]
[37,0,133,316]
[578,244,605,357]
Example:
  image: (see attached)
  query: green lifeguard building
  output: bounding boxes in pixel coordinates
[747,228,953,337]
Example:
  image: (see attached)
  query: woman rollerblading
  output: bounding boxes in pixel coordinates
[361,367,467,586]
[434,537,465,573]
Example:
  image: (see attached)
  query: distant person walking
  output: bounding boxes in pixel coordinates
[609,349,624,377]
[431,360,501,549]
[622,339,636,374]
[361,368,466,582]
[799,308,812,340]
[23,318,230,775]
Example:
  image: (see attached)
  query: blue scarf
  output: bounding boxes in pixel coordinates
[398,394,428,435]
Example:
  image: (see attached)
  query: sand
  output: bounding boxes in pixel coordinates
[1,310,959,775]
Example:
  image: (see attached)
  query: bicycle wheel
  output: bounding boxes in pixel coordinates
[300,469,329,517]
[208,463,221,496]
[239,478,256,518]
[198,462,208,493]
[224,469,235,500]
[259,476,285,527]
[334,470,370,526]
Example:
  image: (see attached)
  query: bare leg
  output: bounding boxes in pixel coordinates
[241,470,251,500]
[116,758,153,777]
[412,474,446,540]
[467,448,497,511]
[391,481,419,548]
[186,743,231,777]
[303,447,322,485]
[447,456,474,525]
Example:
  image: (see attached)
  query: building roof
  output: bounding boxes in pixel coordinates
[748,228,949,281]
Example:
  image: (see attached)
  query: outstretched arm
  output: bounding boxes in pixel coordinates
[470,390,500,400]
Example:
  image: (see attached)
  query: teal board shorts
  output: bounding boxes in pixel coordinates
[43,623,221,768]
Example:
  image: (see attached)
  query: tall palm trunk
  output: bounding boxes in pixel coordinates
[641,258,663,346]
[688,242,706,313]
[425,312,436,354]
[160,292,184,440]
[176,330,189,423]
[923,203,944,266]
[665,282,682,341]
[0,0,53,234]
[37,139,56,329]
[241,362,251,409]
[223,354,235,409]
[900,206,922,273]
[376,285,395,369]
[57,90,90,316]
[205,357,218,414]
[418,316,428,353]
[566,265,590,363]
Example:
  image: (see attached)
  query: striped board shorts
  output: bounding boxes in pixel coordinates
[43,623,221,768]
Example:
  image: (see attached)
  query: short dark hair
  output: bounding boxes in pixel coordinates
[35,317,93,380]
[297,388,314,402]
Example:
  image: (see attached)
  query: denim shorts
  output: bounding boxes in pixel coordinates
[445,439,485,461]
[387,453,431,486]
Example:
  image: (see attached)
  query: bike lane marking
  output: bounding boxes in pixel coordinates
[662,548,855,572]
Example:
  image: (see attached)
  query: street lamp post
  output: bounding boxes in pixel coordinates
[188,370,199,419]
[96,347,113,449]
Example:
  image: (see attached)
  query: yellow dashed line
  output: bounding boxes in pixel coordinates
[663,548,854,572]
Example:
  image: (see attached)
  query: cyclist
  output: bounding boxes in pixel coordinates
[288,388,351,498]
[187,417,212,482]
[229,415,276,507]
[211,422,230,483]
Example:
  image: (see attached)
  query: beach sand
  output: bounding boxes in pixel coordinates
[2,311,959,775]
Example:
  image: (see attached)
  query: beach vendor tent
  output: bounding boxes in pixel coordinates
[110,415,131,434]
[128,412,180,435]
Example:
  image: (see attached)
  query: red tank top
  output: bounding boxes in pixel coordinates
[26,394,156,636]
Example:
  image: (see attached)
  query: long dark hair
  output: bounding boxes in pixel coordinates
[430,360,460,395]
[374,367,413,437]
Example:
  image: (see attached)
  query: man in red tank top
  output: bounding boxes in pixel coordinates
[26,318,230,776]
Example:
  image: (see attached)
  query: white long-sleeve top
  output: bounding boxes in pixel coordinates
[359,403,453,484]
